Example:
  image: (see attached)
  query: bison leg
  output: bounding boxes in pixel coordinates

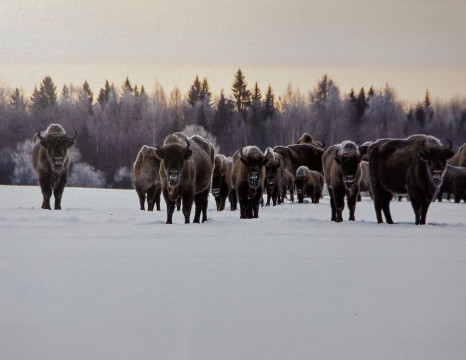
[194,188,209,223]
[53,172,69,210]
[162,188,175,224]
[146,185,156,211]
[176,198,182,211]
[182,194,194,224]
[135,186,146,210]
[155,186,162,211]
[229,190,237,211]
[328,188,337,222]
[347,191,358,221]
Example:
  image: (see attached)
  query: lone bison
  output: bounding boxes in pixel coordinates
[231,146,268,219]
[131,145,162,211]
[295,165,324,204]
[32,124,77,210]
[155,132,214,224]
[322,141,364,222]
[211,154,237,211]
[368,134,454,225]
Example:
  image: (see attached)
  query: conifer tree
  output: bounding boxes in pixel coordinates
[97,80,112,108]
[39,76,57,108]
[200,77,212,103]
[187,75,202,106]
[231,69,251,113]
[83,80,94,114]
[122,76,133,93]
[263,85,276,119]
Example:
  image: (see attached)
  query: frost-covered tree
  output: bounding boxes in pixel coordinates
[231,69,251,114]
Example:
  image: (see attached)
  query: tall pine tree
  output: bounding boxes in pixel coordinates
[231,69,251,114]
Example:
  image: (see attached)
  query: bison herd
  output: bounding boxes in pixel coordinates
[32,125,464,225]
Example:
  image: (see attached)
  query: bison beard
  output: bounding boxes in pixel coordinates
[31,124,77,210]
[368,135,454,225]
[156,133,214,224]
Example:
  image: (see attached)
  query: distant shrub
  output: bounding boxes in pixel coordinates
[68,162,106,188]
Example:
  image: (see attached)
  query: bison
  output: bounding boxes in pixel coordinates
[273,143,325,179]
[280,168,295,204]
[448,143,466,167]
[32,124,77,210]
[155,132,214,224]
[231,146,268,219]
[436,165,466,203]
[211,154,237,211]
[322,141,364,222]
[297,132,324,148]
[263,148,283,206]
[131,145,162,211]
[368,134,454,225]
[295,165,324,204]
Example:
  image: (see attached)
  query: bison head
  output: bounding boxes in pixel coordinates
[37,128,77,173]
[335,142,362,195]
[211,161,223,198]
[419,140,454,187]
[240,147,268,189]
[155,140,192,188]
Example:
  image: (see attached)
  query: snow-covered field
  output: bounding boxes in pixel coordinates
[1,185,465,360]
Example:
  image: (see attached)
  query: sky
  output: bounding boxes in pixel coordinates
[1,0,465,103]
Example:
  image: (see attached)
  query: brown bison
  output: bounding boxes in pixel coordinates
[273,143,325,179]
[295,165,324,204]
[448,143,466,167]
[32,124,77,210]
[211,154,237,211]
[368,134,454,225]
[231,146,268,219]
[436,165,466,203]
[155,132,214,224]
[280,169,295,203]
[297,132,324,148]
[263,148,283,206]
[131,145,162,211]
[323,141,364,222]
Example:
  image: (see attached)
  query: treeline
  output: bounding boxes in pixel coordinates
[0,70,465,188]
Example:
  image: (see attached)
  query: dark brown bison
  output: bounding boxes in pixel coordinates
[155,132,214,224]
[297,132,324,148]
[368,134,454,225]
[323,141,364,222]
[211,154,237,211]
[32,124,77,210]
[231,146,268,219]
[295,165,324,204]
[273,143,324,179]
[280,169,295,203]
[131,145,162,211]
[436,165,466,203]
[448,143,466,167]
[263,148,283,206]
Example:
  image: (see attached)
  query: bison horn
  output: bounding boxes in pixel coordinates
[37,128,45,142]
[70,127,78,141]
[185,139,190,150]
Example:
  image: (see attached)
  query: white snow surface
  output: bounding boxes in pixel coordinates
[1,185,466,360]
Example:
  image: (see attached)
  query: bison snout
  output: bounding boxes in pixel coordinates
[343,175,355,189]
[54,157,63,165]
[297,188,303,195]
[212,188,219,196]
[431,170,444,186]
[267,178,276,186]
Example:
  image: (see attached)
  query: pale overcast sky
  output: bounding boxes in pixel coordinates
[1,0,465,102]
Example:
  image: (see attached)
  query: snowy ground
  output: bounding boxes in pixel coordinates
[1,185,465,360]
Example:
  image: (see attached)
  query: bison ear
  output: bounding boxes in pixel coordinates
[67,138,76,148]
[184,148,192,160]
[39,139,49,149]
[262,157,269,166]
[358,145,369,156]
[240,157,247,166]
[154,146,165,160]
[334,154,341,165]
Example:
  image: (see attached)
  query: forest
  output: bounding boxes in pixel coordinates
[0,70,465,188]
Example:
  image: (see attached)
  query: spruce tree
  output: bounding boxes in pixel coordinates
[263,85,276,119]
[200,77,212,103]
[231,69,251,113]
[39,76,57,108]
[83,80,94,114]
[187,75,202,106]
